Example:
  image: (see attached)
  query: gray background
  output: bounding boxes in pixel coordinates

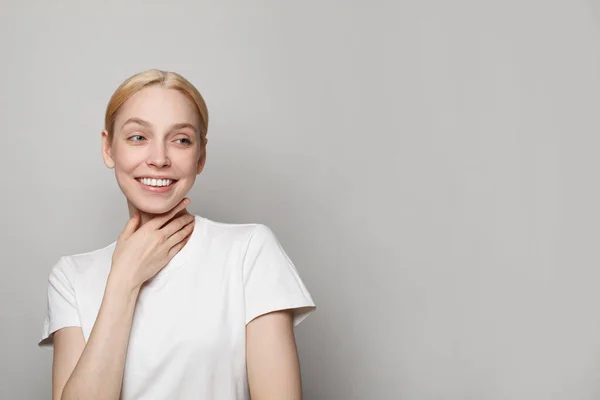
[2,0,600,399]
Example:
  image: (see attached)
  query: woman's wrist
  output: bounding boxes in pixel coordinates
[107,268,141,299]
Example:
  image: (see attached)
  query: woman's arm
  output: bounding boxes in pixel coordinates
[54,277,140,400]
[53,200,194,400]
[246,310,303,400]
[52,328,84,400]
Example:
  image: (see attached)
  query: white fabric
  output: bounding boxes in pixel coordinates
[39,215,315,399]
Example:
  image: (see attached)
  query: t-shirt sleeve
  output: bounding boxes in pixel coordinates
[243,224,316,326]
[39,256,81,349]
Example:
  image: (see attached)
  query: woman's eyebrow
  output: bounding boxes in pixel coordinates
[170,122,197,133]
[121,118,196,133]
[121,117,152,129]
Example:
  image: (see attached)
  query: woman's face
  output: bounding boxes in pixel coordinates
[101,85,206,217]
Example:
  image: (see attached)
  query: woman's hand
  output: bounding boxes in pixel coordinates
[110,198,195,291]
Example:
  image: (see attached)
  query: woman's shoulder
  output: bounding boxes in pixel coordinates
[198,214,262,233]
[50,241,116,279]
[195,214,277,245]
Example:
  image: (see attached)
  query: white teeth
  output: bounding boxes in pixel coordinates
[139,178,173,187]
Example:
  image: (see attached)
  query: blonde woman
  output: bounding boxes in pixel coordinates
[39,69,316,400]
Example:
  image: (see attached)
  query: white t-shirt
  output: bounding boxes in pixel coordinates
[39,215,316,399]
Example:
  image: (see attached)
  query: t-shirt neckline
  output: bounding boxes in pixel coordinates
[146,214,203,284]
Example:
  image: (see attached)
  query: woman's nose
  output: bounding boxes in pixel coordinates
[146,145,171,168]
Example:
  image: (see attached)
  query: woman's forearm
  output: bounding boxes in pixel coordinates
[61,273,139,400]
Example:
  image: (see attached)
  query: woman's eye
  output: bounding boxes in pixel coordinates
[128,135,146,142]
[176,137,192,145]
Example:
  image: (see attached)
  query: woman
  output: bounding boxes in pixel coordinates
[39,69,316,399]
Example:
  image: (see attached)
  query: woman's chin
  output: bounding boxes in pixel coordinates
[133,201,180,217]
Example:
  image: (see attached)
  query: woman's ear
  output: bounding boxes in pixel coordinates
[101,130,115,169]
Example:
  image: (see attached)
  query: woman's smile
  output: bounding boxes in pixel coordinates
[135,177,178,193]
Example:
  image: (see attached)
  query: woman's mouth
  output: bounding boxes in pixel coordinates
[135,177,178,193]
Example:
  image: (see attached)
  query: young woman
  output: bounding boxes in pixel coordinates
[39,69,316,400]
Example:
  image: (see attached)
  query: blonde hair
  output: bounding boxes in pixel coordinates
[104,69,209,144]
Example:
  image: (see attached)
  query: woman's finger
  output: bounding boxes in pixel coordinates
[167,239,187,261]
[146,198,190,231]
[160,213,195,238]
[120,211,140,239]
[165,219,195,249]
